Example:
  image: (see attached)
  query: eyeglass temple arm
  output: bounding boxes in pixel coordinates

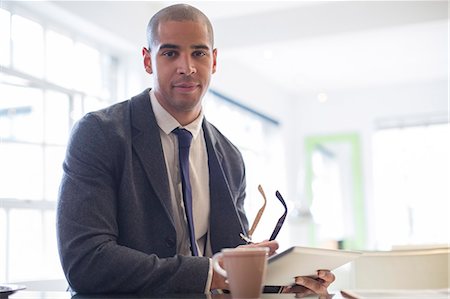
[269,191,288,241]
[248,185,267,237]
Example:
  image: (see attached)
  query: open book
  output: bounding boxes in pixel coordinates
[265,246,362,286]
[341,289,450,299]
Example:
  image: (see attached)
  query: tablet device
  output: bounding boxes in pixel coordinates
[265,246,362,286]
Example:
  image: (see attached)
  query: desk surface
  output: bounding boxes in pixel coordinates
[8,291,344,299]
[7,289,450,299]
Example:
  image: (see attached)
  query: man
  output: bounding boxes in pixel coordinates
[57,3,334,296]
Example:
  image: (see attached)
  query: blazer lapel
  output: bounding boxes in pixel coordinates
[130,89,174,225]
[203,120,246,253]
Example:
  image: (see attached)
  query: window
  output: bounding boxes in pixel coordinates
[304,134,364,250]
[46,30,74,88]
[0,8,11,66]
[310,145,347,244]
[204,90,286,243]
[0,7,119,282]
[11,14,44,78]
[373,122,449,249]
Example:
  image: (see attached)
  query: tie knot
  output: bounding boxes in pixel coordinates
[173,128,193,148]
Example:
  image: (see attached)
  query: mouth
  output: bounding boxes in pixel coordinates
[173,81,200,93]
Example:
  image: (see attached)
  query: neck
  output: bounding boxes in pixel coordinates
[174,109,202,126]
[152,90,203,126]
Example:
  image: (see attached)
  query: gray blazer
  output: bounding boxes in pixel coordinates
[57,89,249,295]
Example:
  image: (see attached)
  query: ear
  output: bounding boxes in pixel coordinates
[212,48,218,74]
[142,47,153,74]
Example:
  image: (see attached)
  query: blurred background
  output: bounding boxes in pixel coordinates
[0,0,448,284]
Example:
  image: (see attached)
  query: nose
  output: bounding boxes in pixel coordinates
[177,54,196,75]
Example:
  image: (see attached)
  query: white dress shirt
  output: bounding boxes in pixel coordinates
[149,90,211,257]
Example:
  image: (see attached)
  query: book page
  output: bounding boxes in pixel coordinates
[265,246,362,286]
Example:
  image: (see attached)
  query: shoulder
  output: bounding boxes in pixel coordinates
[70,101,130,149]
[85,100,129,123]
[74,89,150,137]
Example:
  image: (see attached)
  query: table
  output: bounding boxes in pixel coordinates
[8,291,345,299]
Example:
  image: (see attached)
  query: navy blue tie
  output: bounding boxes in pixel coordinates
[173,128,198,256]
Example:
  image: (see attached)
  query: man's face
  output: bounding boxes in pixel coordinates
[143,20,217,124]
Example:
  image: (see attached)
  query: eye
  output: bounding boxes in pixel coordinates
[162,51,177,57]
[193,51,206,57]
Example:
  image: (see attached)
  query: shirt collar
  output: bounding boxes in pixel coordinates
[149,89,204,139]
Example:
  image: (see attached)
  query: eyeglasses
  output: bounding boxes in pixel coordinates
[240,185,288,244]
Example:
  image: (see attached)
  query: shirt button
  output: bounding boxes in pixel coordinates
[165,237,175,248]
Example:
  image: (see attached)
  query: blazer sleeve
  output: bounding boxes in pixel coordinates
[57,113,210,295]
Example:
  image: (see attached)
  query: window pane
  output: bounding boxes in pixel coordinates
[11,14,44,78]
[0,209,6,282]
[43,211,64,278]
[0,143,44,200]
[203,92,286,243]
[0,8,11,66]
[103,56,118,99]
[310,147,345,239]
[71,94,84,124]
[45,90,70,144]
[9,209,44,281]
[0,84,44,143]
[73,42,101,95]
[44,146,66,201]
[373,123,450,249]
[46,30,74,87]
[84,95,109,113]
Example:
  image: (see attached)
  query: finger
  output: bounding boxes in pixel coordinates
[211,268,228,290]
[257,240,279,255]
[241,240,279,256]
[283,284,313,296]
[317,270,335,286]
[295,276,329,296]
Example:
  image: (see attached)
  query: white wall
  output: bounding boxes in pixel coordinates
[209,51,447,247]
[211,55,296,120]
[284,79,447,247]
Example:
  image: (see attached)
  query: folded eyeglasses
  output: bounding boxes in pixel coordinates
[240,185,288,244]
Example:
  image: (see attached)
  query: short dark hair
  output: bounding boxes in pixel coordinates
[146,4,214,50]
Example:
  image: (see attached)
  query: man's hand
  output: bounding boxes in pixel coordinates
[210,240,279,292]
[210,265,228,291]
[238,240,279,256]
[282,270,335,297]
